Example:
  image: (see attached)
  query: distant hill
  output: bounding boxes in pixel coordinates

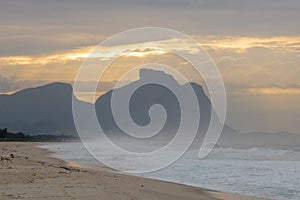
[95,69,214,135]
[94,69,236,150]
[0,68,299,149]
[0,69,233,139]
[0,82,83,135]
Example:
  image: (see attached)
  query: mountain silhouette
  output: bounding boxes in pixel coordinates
[0,82,80,134]
[0,69,227,139]
[94,69,235,151]
[1,68,299,149]
[95,69,216,136]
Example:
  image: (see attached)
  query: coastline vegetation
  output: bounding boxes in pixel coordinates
[0,128,78,142]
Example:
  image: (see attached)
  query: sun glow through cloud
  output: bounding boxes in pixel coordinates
[0,35,299,66]
[249,87,300,95]
[0,35,299,98]
[196,36,300,52]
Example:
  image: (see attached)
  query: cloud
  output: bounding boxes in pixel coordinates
[248,87,300,95]
[1,0,300,133]
[1,0,300,57]
[0,35,300,98]
[224,82,300,95]
[0,46,94,66]
[197,36,300,53]
[3,35,299,66]
[0,74,48,93]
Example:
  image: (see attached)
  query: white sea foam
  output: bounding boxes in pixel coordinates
[41,142,300,200]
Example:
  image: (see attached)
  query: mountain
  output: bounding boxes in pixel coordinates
[96,69,214,134]
[95,69,236,151]
[1,68,299,149]
[0,82,80,134]
[0,69,231,140]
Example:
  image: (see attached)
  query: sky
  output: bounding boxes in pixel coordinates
[0,0,300,133]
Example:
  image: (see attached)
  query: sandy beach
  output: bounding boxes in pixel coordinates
[0,142,265,200]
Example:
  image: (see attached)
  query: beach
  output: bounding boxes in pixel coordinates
[0,142,264,200]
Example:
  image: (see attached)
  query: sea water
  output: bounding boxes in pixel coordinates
[41,142,300,200]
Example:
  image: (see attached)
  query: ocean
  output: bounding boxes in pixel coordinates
[41,142,300,200]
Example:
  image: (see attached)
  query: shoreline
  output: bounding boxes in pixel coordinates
[0,142,265,200]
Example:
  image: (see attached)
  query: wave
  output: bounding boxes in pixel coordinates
[40,142,300,200]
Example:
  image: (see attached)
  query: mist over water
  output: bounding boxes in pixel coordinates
[42,141,300,200]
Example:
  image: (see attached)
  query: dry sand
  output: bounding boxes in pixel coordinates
[0,142,265,200]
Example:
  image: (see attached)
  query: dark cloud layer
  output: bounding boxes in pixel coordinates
[1,0,299,56]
